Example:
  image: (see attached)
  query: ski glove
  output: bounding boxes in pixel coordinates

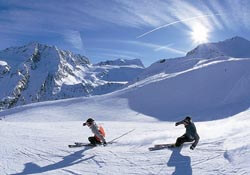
[190,145,195,150]
[103,141,107,146]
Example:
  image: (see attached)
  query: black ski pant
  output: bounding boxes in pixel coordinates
[175,134,194,147]
[88,136,101,145]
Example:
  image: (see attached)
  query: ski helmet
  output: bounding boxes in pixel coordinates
[184,116,191,123]
[86,118,94,123]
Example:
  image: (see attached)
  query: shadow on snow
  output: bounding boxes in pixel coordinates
[12,147,94,175]
[166,147,192,175]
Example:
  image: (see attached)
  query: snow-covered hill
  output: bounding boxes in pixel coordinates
[125,56,250,121]
[0,43,144,110]
[0,96,249,175]
[125,37,250,121]
[186,36,250,59]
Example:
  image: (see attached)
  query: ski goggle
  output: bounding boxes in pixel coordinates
[86,122,93,126]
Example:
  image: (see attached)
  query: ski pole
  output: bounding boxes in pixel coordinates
[108,128,135,143]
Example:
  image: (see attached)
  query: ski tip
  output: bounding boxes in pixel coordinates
[148,147,157,151]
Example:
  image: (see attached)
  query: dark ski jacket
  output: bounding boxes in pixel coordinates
[176,119,200,148]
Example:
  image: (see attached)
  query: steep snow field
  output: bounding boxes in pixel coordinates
[125,56,250,121]
[0,97,250,175]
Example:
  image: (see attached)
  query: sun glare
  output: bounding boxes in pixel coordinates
[190,24,209,44]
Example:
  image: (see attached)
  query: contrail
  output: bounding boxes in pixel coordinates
[137,13,223,39]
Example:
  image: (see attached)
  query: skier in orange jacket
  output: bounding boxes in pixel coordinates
[83,118,107,146]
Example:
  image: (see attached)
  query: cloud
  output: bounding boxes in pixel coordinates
[133,0,250,39]
[153,44,186,55]
[137,13,224,39]
[115,0,174,27]
[0,1,92,35]
[117,40,186,55]
[90,53,138,60]
[1,0,250,54]
[225,0,250,29]
[87,48,141,57]
[204,0,250,30]
[63,30,83,50]
[134,0,226,39]
[87,39,186,55]
[0,0,175,33]
[1,0,250,36]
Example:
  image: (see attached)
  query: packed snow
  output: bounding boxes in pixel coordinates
[0,97,250,175]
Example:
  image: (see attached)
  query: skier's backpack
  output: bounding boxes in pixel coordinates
[99,126,106,137]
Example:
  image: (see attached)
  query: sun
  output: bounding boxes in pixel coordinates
[190,24,209,44]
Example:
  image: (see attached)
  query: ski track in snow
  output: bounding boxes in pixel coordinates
[1,110,250,175]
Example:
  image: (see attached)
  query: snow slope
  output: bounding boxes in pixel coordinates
[2,56,250,122]
[0,98,250,175]
[123,56,250,121]
[121,37,250,121]
[186,36,250,59]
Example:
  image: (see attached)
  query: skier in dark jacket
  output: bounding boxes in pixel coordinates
[83,118,107,146]
[175,116,199,150]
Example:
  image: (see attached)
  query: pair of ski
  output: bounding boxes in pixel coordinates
[68,142,110,148]
[68,128,135,148]
[148,143,176,151]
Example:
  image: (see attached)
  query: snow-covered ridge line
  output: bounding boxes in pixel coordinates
[186,36,250,59]
[95,58,144,68]
[0,42,145,110]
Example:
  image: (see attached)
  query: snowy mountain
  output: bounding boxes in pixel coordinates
[0,60,10,77]
[186,36,250,59]
[2,36,250,121]
[0,43,144,110]
[123,37,250,121]
[95,58,144,67]
[125,56,250,121]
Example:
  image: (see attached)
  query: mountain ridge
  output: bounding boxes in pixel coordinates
[0,43,144,110]
[186,36,250,59]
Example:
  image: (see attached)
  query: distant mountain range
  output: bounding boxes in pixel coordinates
[0,42,144,110]
[1,36,250,114]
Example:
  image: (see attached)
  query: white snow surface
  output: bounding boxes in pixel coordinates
[0,97,250,175]
[125,56,250,121]
[0,60,8,66]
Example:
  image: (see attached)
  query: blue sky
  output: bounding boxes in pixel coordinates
[1,0,250,66]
